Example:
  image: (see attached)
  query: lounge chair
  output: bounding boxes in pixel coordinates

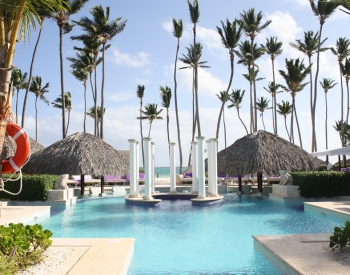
[67,175,101,187]
[103,175,127,186]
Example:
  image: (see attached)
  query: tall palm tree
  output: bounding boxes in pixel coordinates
[228,89,249,135]
[52,92,72,135]
[87,106,105,137]
[29,76,49,141]
[72,5,127,139]
[342,58,350,123]
[11,69,28,124]
[173,18,184,173]
[51,0,89,139]
[160,86,172,150]
[187,0,201,136]
[276,100,293,140]
[310,0,338,149]
[240,8,272,131]
[334,120,347,146]
[320,78,337,163]
[261,37,283,134]
[279,58,311,148]
[235,40,265,133]
[138,104,163,137]
[216,18,243,142]
[256,97,271,131]
[70,68,88,132]
[136,85,145,167]
[242,68,265,83]
[215,91,229,148]
[263,82,283,132]
[290,30,330,152]
[331,37,350,129]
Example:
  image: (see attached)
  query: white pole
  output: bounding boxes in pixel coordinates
[143,137,153,200]
[169,142,177,194]
[197,136,206,199]
[206,140,212,195]
[151,142,156,195]
[191,141,198,195]
[210,138,219,197]
[128,139,137,198]
[136,141,140,197]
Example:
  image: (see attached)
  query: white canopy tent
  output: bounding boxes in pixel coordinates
[310,147,350,157]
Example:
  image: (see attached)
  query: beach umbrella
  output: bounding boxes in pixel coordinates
[29,137,45,155]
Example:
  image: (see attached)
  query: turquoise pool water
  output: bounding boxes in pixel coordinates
[27,195,343,274]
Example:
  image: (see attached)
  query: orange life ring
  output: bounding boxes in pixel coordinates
[2,123,30,174]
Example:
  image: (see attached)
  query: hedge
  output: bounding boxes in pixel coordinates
[0,174,59,201]
[319,164,349,171]
[290,171,350,198]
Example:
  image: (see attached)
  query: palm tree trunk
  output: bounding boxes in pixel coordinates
[22,22,43,128]
[89,72,95,102]
[284,116,290,140]
[237,108,248,135]
[290,94,294,143]
[97,122,100,137]
[66,109,70,135]
[272,58,277,135]
[16,89,19,124]
[59,25,66,139]
[340,62,344,142]
[325,92,328,152]
[94,55,98,136]
[193,23,201,136]
[148,122,152,138]
[188,69,195,167]
[167,110,170,154]
[100,43,106,140]
[216,52,234,140]
[271,59,275,133]
[294,100,303,148]
[140,101,144,167]
[35,96,38,141]
[174,37,183,173]
[223,108,227,148]
[251,38,257,132]
[308,56,315,152]
[248,64,253,133]
[262,113,266,131]
[84,83,86,132]
[346,80,349,124]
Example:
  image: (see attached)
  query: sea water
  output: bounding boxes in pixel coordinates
[26,195,343,274]
[152,167,188,178]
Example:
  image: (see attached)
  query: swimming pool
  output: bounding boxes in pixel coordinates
[26,195,343,274]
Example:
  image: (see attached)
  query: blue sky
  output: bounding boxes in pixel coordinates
[13,0,350,166]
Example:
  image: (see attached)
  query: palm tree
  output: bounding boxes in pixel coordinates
[72,5,127,139]
[138,104,163,137]
[136,85,145,167]
[52,92,72,135]
[276,100,293,140]
[70,68,88,132]
[331,37,350,129]
[263,82,283,132]
[240,8,272,132]
[235,40,265,133]
[290,30,330,152]
[256,97,271,131]
[334,120,347,146]
[160,86,172,151]
[279,58,311,148]
[320,78,337,163]
[261,37,283,134]
[342,58,350,123]
[227,89,249,135]
[87,106,105,137]
[173,18,184,173]
[215,91,229,148]
[11,69,28,124]
[187,0,201,136]
[51,0,89,139]
[216,18,243,142]
[29,76,49,141]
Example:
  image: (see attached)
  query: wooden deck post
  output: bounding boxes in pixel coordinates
[238,175,242,192]
[258,172,262,193]
[80,174,85,196]
[343,155,347,168]
[101,175,104,194]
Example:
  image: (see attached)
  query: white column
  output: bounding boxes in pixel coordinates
[169,142,177,194]
[151,142,156,194]
[210,138,219,197]
[191,142,198,195]
[136,141,140,197]
[143,137,153,200]
[128,139,137,198]
[206,140,212,195]
[197,136,206,199]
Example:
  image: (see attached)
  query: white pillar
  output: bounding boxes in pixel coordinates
[128,139,137,198]
[143,137,153,200]
[151,142,156,194]
[191,142,198,195]
[210,138,219,197]
[206,140,212,195]
[169,142,177,194]
[136,141,140,197]
[197,136,206,199]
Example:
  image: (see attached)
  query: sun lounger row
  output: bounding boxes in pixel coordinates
[67,173,146,187]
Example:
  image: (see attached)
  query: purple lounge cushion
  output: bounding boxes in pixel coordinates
[139,173,145,179]
[184,172,192,178]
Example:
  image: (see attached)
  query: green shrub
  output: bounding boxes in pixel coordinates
[0,174,58,201]
[330,221,350,251]
[0,251,18,275]
[290,171,350,198]
[0,223,52,269]
[139,168,145,173]
[319,164,349,171]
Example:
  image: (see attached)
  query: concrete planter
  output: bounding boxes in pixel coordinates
[272,184,300,198]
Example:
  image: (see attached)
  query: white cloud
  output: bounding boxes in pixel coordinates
[106,92,134,102]
[285,0,309,8]
[329,7,349,21]
[196,25,227,60]
[109,47,151,67]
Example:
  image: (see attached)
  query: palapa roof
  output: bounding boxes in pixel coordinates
[29,137,45,155]
[22,132,130,176]
[217,130,319,176]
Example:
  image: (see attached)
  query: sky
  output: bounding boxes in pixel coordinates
[12,0,350,167]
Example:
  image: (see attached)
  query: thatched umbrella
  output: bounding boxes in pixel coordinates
[29,137,45,155]
[217,131,319,192]
[23,132,130,195]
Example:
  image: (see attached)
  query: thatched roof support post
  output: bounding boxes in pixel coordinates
[190,141,198,195]
[238,175,242,192]
[338,155,341,171]
[169,142,177,195]
[197,136,206,199]
[343,155,347,168]
[143,137,153,200]
[209,138,219,197]
[151,142,156,195]
[258,172,263,193]
[100,176,105,194]
[80,174,85,196]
